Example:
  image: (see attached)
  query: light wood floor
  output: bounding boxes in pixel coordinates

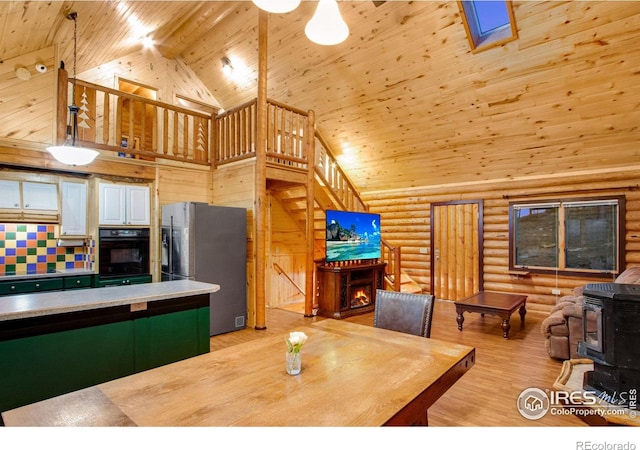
[210,300,586,427]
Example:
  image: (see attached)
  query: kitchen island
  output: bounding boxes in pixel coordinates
[0,280,219,417]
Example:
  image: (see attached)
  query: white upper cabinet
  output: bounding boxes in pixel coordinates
[99,183,150,226]
[0,180,58,212]
[61,181,88,237]
[22,182,59,211]
[99,183,126,225]
[126,185,151,226]
[0,180,21,209]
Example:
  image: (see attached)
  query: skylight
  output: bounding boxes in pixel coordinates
[459,0,518,52]
[473,1,510,33]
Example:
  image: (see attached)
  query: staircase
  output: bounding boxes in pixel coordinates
[214,97,422,294]
[270,182,422,294]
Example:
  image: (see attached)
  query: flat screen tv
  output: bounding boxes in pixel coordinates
[325,209,381,263]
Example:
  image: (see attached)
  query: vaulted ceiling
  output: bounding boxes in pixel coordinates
[1,1,639,194]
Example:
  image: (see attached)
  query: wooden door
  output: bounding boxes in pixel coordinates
[431,201,483,301]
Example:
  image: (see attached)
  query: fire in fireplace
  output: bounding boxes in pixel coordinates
[351,285,372,308]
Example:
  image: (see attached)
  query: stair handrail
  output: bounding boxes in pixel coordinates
[313,131,368,212]
[273,262,305,296]
[381,238,401,291]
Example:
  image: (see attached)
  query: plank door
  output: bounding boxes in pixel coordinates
[431,201,483,301]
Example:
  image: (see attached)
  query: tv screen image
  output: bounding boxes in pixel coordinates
[325,209,381,263]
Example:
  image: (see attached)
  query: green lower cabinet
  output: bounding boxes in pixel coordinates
[0,321,135,414]
[0,278,64,295]
[63,275,94,290]
[0,299,210,416]
[94,274,152,288]
[135,307,210,372]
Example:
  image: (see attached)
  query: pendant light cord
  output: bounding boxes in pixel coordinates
[67,12,79,146]
[68,12,78,104]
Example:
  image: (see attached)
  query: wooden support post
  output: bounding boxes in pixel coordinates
[254,9,268,330]
[55,67,69,145]
[305,110,316,317]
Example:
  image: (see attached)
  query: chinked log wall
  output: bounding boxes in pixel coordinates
[364,169,640,313]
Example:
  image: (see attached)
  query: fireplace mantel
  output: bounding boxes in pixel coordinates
[317,261,386,319]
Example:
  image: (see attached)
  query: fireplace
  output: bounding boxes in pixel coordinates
[351,285,372,309]
[317,261,386,319]
[577,283,640,409]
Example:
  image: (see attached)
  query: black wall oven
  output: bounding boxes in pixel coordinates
[98,228,150,280]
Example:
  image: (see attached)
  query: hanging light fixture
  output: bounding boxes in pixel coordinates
[221,56,234,77]
[305,0,349,46]
[46,12,98,166]
[252,0,301,14]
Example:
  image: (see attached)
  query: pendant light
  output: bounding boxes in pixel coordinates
[46,12,99,166]
[252,0,301,14]
[305,0,349,46]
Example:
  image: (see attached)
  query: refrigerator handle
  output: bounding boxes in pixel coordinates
[169,216,174,277]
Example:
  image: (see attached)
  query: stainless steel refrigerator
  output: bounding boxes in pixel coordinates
[161,202,247,336]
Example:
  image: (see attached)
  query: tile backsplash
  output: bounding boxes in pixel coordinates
[0,224,94,275]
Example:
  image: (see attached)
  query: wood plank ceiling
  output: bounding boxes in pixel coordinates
[1,1,639,194]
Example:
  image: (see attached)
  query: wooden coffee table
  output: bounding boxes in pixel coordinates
[454,291,527,339]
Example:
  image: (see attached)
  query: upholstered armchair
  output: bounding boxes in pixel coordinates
[541,266,640,360]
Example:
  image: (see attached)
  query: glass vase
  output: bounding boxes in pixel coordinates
[286,351,301,375]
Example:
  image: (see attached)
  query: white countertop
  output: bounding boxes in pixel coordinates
[0,280,220,322]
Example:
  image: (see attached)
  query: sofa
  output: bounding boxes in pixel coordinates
[541,266,640,360]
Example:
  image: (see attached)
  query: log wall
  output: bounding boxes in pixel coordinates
[364,167,640,313]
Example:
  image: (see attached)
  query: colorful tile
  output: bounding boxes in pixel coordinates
[0,223,93,273]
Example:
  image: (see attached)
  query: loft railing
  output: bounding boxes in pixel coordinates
[215,98,366,212]
[215,98,308,170]
[55,69,212,165]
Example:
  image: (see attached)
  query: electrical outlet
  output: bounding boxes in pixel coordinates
[552,288,561,295]
[131,302,148,312]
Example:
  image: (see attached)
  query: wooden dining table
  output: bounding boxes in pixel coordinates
[2,319,475,427]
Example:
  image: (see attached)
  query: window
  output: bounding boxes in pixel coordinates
[458,0,518,52]
[509,197,624,276]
